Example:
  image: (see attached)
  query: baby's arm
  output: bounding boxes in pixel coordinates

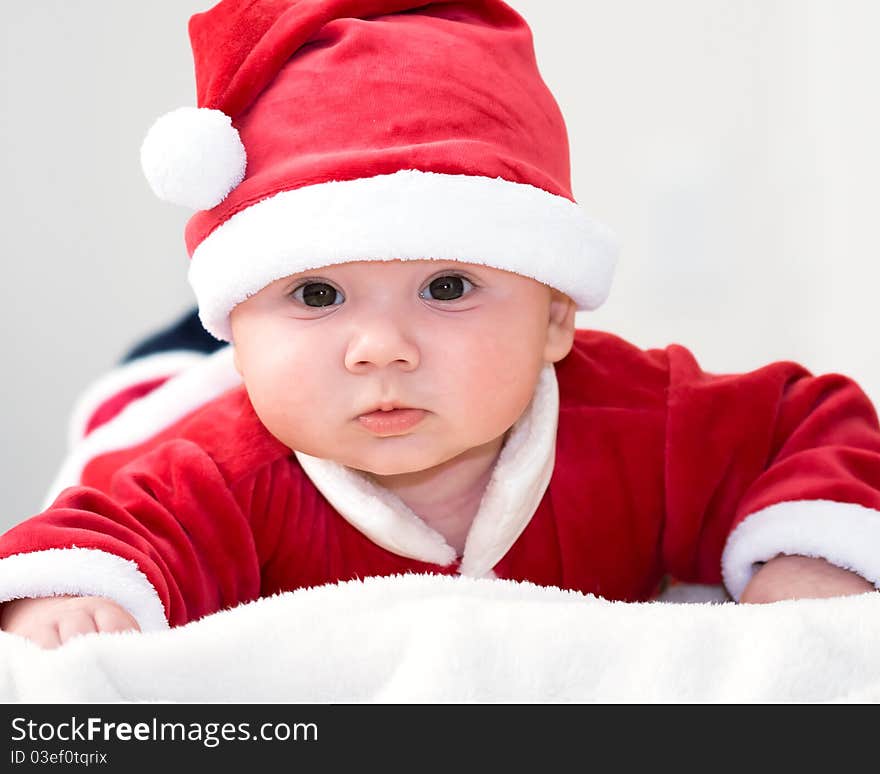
[0,596,140,649]
[0,438,265,632]
[662,345,880,600]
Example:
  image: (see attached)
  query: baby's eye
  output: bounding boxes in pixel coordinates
[419,275,474,302]
[291,281,344,308]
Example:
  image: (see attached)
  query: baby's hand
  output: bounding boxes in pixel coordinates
[739,554,876,604]
[0,595,140,649]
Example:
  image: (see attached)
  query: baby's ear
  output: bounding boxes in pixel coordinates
[544,288,576,363]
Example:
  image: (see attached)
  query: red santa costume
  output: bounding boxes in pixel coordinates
[2,0,880,630]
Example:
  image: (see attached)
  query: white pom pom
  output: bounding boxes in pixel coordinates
[140,107,247,210]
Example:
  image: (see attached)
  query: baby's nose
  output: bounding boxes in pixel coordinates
[343,316,420,373]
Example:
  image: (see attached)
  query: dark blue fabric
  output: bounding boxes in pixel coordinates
[122,308,223,364]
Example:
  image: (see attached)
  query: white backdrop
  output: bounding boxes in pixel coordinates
[2,1,879,528]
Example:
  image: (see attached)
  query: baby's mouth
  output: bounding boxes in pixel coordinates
[357,408,427,436]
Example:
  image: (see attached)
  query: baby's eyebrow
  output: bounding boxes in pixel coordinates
[284,270,336,283]
[421,260,479,273]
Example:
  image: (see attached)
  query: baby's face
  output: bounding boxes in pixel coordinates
[229,259,575,475]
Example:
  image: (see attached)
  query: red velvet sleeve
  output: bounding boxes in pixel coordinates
[661,344,880,598]
[0,438,262,628]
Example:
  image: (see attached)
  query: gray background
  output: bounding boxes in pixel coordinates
[2,1,879,528]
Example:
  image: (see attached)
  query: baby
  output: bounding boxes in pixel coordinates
[1,0,877,649]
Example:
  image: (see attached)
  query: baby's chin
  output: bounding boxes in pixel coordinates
[303,439,461,477]
[338,450,450,477]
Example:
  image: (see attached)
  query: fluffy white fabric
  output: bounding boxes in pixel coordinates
[1,574,878,703]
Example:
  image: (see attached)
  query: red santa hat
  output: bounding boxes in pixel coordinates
[140,0,618,342]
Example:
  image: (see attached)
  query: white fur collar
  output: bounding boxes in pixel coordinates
[294,364,559,578]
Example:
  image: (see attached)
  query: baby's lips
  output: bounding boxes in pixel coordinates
[357,408,427,436]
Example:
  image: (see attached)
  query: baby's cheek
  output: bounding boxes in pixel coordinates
[249,386,323,452]
[243,354,320,428]
[269,363,323,418]
[455,369,534,442]
[464,331,541,395]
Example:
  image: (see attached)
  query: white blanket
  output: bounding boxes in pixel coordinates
[1,574,878,703]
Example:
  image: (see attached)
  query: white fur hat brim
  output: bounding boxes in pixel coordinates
[188,169,618,342]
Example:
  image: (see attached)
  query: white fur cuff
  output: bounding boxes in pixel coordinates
[722,499,880,600]
[0,548,169,633]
